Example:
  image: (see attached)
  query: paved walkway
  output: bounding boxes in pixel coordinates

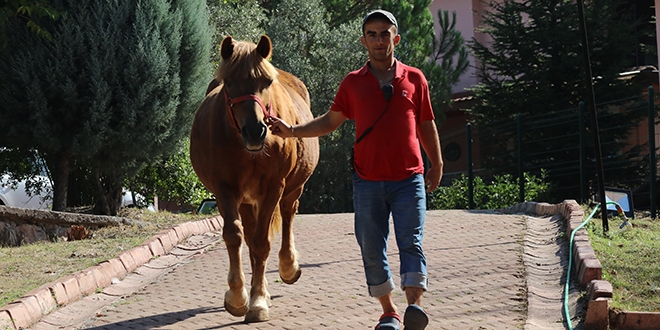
[30,209,572,330]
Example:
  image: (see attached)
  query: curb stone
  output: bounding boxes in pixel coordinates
[0,215,224,330]
[502,200,660,330]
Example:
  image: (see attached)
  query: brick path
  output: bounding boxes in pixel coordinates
[32,210,542,330]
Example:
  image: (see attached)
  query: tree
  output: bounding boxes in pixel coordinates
[129,140,209,211]
[264,0,366,213]
[207,0,267,67]
[421,10,469,117]
[468,0,650,200]
[0,148,51,201]
[0,0,212,214]
[126,0,264,212]
[0,0,60,48]
[321,0,378,28]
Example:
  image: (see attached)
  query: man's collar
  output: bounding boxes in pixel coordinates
[359,59,403,78]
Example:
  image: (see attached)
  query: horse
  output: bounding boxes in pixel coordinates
[189,35,319,323]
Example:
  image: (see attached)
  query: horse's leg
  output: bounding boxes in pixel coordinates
[241,198,278,323]
[218,199,249,317]
[278,188,302,284]
[239,203,272,308]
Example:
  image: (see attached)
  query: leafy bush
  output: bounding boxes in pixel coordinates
[431,170,549,210]
[128,140,210,211]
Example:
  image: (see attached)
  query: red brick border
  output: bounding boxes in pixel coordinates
[524,200,660,330]
[0,309,14,329]
[0,217,221,330]
[501,200,628,329]
[24,286,57,316]
[47,281,68,306]
[0,302,31,329]
[610,310,660,330]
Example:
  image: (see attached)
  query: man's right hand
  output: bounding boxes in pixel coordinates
[267,116,295,138]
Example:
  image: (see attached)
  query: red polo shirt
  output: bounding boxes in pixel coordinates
[331,60,435,181]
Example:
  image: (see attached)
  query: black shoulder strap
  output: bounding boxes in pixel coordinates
[355,84,393,145]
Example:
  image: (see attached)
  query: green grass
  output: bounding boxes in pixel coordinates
[0,208,210,307]
[585,212,660,312]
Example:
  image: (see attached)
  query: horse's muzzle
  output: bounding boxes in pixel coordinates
[241,122,268,152]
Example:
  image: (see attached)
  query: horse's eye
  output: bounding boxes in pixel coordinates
[224,80,232,88]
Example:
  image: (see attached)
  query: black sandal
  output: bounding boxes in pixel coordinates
[375,311,402,330]
[403,304,428,330]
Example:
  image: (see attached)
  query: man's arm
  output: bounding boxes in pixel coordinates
[418,120,443,192]
[268,110,346,138]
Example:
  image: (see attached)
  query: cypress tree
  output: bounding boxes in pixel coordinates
[0,0,212,214]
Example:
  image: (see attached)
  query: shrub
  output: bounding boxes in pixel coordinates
[432,170,549,209]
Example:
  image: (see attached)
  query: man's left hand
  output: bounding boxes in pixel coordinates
[425,165,442,193]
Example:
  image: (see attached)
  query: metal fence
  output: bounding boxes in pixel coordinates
[447,86,658,217]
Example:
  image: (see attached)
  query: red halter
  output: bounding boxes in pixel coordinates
[223,88,273,132]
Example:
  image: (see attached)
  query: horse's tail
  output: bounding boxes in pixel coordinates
[270,203,282,239]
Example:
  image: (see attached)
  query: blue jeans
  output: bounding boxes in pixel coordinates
[352,172,428,298]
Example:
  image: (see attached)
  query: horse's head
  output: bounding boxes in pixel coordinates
[217,35,278,153]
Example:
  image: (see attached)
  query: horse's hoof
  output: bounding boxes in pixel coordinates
[224,300,249,317]
[224,289,249,317]
[280,268,301,284]
[244,306,270,323]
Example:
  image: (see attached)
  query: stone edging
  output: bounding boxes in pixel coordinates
[501,199,660,330]
[0,215,224,330]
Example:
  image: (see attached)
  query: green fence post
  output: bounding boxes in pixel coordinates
[517,113,524,203]
[579,102,587,203]
[649,86,656,219]
[467,123,475,209]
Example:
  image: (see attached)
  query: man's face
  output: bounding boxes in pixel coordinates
[360,19,400,61]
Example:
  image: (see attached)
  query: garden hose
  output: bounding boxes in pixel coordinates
[563,201,626,330]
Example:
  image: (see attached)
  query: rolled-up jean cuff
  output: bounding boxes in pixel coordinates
[369,277,396,298]
[401,272,428,291]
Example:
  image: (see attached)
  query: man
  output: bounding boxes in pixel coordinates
[268,9,442,330]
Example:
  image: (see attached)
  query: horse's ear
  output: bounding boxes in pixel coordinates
[220,36,234,60]
[256,35,272,60]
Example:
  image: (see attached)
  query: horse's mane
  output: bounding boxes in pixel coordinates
[215,41,279,83]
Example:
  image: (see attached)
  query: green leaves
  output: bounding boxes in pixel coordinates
[0,0,60,47]
[129,140,209,209]
[431,171,549,210]
[469,0,642,122]
[264,0,365,213]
